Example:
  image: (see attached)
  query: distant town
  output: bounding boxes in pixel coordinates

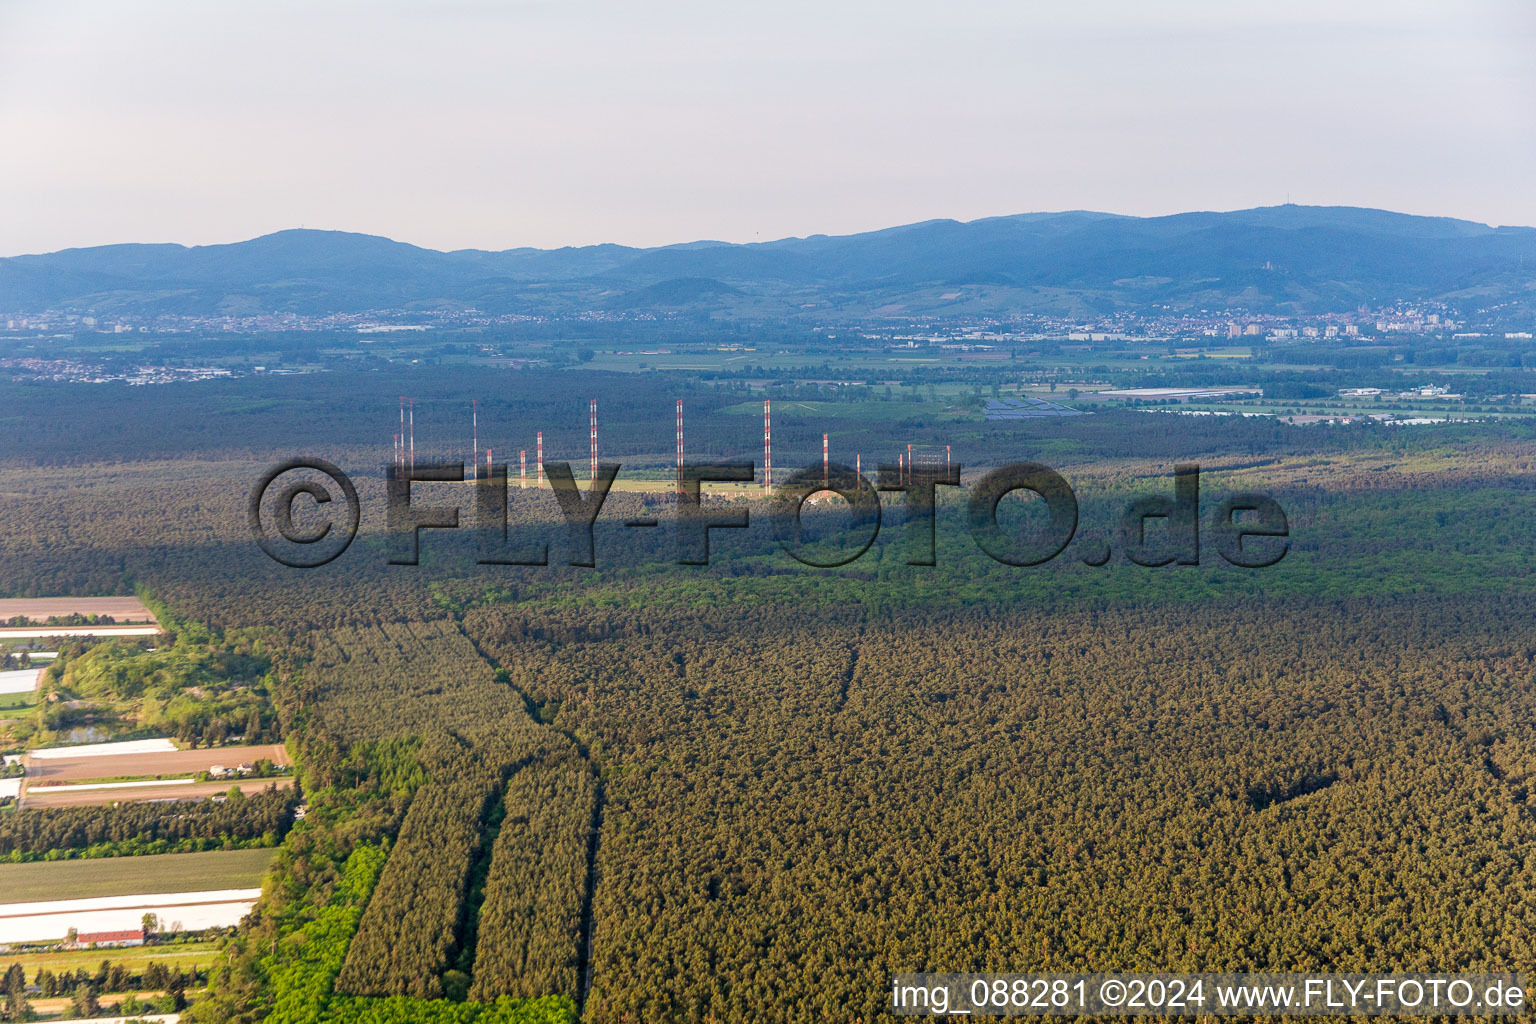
[5,300,1533,344]
[1,298,1534,437]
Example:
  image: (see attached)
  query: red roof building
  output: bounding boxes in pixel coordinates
[75,928,146,947]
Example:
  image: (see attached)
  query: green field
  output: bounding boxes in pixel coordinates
[1,941,222,978]
[0,691,35,711]
[0,848,276,903]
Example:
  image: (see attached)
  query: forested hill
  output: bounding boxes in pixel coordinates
[5,205,1535,318]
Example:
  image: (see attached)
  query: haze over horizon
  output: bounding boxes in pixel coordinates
[2,0,1533,258]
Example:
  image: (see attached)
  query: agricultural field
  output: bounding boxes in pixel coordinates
[28,739,181,760]
[0,888,263,944]
[0,597,157,624]
[29,995,197,1022]
[0,938,222,977]
[0,667,40,694]
[0,849,276,903]
[0,625,159,639]
[0,694,36,714]
[22,777,294,809]
[24,742,290,785]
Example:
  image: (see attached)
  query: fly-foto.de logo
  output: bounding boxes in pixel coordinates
[249,460,1288,571]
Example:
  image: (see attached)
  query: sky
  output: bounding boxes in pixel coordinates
[1,0,1533,256]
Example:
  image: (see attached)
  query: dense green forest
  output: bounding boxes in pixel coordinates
[3,364,1536,1022]
[0,787,295,861]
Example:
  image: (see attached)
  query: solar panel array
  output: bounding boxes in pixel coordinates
[983,397,1085,420]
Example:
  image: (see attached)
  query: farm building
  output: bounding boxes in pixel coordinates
[76,927,146,948]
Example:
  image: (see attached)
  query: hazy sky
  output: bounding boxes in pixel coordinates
[2,0,1533,255]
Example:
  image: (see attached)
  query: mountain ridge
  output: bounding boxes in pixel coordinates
[5,206,1534,318]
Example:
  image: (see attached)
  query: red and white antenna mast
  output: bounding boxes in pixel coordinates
[408,398,415,475]
[763,400,772,491]
[393,433,399,470]
[589,399,598,483]
[520,449,527,489]
[537,432,544,488]
[823,433,829,488]
[899,453,904,485]
[398,397,405,471]
[675,400,684,496]
[856,453,861,477]
[472,400,478,481]
[946,444,951,475]
[907,443,913,486]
